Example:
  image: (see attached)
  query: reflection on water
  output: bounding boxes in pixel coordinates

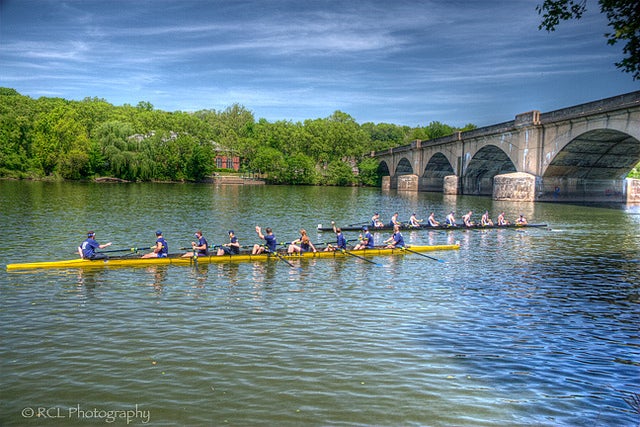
[0,181,639,426]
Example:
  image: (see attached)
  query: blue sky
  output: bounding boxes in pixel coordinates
[1,0,637,127]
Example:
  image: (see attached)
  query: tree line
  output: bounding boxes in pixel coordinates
[0,87,476,186]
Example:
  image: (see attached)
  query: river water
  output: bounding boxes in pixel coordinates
[1,180,639,426]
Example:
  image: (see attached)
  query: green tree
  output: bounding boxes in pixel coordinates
[357,157,382,187]
[58,149,90,179]
[284,153,318,185]
[537,0,640,79]
[325,160,356,186]
[0,89,35,176]
[424,121,455,139]
[186,142,214,181]
[31,104,90,176]
[250,146,287,183]
[361,122,409,152]
[95,121,137,178]
[303,111,368,164]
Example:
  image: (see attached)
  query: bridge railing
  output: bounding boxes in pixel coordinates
[539,90,640,123]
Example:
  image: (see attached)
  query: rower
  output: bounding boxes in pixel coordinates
[481,211,494,226]
[325,222,347,251]
[389,212,401,227]
[141,230,168,258]
[288,229,317,253]
[371,212,384,228]
[253,226,277,255]
[497,212,509,226]
[217,230,240,256]
[462,211,474,227]
[353,226,374,250]
[445,211,457,227]
[182,230,209,258]
[408,213,423,227]
[516,214,528,225]
[79,231,112,259]
[384,225,405,248]
[428,212,440,227]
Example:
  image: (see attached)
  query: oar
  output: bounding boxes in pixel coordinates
[348,221,368,227]
[340,249,381,266]
[97,246,151,254]
[179,245,221,251]
[401,246,445,263]
[269,250,300,269]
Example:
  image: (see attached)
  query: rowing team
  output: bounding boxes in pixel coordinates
[370,211,528,228]
[78,224,406,260]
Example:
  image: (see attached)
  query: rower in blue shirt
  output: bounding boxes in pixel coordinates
[217,230,240,256]
[353,226,375,250]
[252,226,277,254]
[142,230,168,258]
[182,230,209,258]
[78,231,112,259]
[325,222,348,251]
[384,225,405,248]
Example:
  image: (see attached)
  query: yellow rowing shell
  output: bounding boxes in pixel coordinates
[6,244,459,271]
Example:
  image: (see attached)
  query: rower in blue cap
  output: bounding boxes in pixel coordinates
[353,226,375,250]
[78,231,112,259]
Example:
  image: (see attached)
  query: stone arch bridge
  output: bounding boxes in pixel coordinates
[371,91,640,203]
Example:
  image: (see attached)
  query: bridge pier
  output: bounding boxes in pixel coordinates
[443,175,460,195]
[397,174,419,191]
[626,178,640,204]
[381,176,391,190]
[493,172,536,202]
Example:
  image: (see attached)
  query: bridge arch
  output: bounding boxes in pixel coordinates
[543,129,640,179]
[395,157,414,176]
[540,129,640,201]
[422,152,455,192]
[463,145,516,195]
[377,160,390,177]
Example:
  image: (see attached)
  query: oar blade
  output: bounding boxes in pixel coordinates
[401,246,445,263]
[341,249,383,266]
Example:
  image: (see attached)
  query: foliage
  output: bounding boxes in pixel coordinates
[283,153,318,185]
[0,87,479,186]
[537,0,640,79]
[324,160,356,186]
[357,157,383,187]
